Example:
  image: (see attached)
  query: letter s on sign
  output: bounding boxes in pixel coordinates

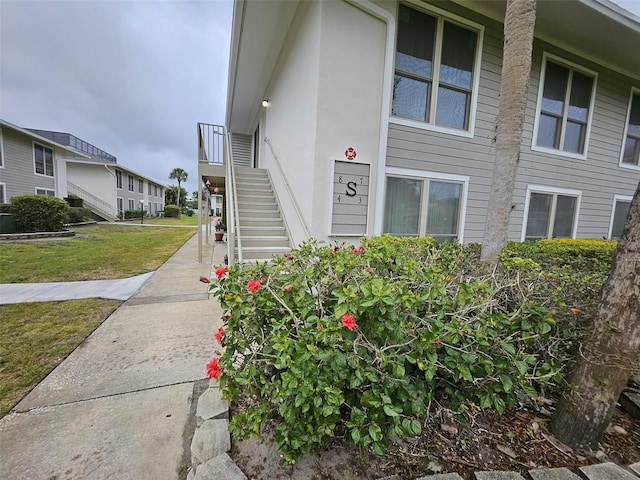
[346,181,357,197]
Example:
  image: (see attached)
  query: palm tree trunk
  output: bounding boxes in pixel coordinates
[551,183,640,449]
[480,0,537,263]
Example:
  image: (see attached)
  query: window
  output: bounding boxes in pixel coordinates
[155,186,158,197]
[115,170,122,189]
[533,54,596,157]
[35,188,55,196]
[621,90,640,168]
[117,197,124,215]
[128,199,135,211]
[383,169,468,242]
[128,175,134,192]
[0,183,5,203]
[154,202,158,214]
[138,179,144,193]
[34,144,54,176]
[522,186,581,241]
[392,4,481,133]
[609,196,632,239]
[148,182,152,195]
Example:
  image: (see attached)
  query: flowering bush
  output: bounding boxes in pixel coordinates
[208,236,561,464]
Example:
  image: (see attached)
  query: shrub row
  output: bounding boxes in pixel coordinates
[67,207,93,224]
[164,205,180,217]
[208,236,607,463]
[123,209,149,219]
[10,195,68,233]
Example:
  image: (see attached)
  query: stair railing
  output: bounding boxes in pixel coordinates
[225,133,243,265]
[67,181,118,220]
[264,138,311,240]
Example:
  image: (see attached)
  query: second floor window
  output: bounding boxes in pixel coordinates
[392,4,480,132]
[621,91,640,168]
[116,170,123,189]
[138,179,144,193]
[34,144,54,176]
[534,55,596,157]
[128,175,134,192]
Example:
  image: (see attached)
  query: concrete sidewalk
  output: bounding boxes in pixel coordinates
[0,272,154,304]
[0,232,225,480]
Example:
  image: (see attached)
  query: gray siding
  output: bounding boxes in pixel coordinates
[385,2,640,243]
[0,128,56,201]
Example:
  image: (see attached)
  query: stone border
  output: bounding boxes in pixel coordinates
[0,230,75,241]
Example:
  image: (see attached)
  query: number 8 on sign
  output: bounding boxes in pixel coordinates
[344,147,357,161]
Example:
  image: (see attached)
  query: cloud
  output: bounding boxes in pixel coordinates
[0,0,232,194]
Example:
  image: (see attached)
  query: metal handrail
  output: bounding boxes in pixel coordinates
[67,181,118,220]
[225,133,243,265]
[264,138,311,239]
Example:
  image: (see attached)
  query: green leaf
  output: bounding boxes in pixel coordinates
[499,374,513,392]
[372,441,385,455]
[500,342,516,355]
[383,404,400,417]
[514,360,528,376]
[351,429,362,444]
[368,424,383,442]
[492,395,506,414]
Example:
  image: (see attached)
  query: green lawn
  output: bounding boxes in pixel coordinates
[120,215,208,226]
[0,223,197,416]
[0,299,122,416]
[0,224,196,283]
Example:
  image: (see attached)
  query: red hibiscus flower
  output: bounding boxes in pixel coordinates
[214,327,224,344]
[206,357,221,380]
[215,266,228,279]
[283,284,293,293]
[433,338,441,346]
[341,313,358,331]
[247,280,261,293]
[221,314,230,323]
[199,276,209,283]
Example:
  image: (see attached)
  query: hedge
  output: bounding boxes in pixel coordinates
[164,205,180,218]
[11,195,68,233]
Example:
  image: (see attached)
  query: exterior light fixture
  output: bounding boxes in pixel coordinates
[261,99,270,108]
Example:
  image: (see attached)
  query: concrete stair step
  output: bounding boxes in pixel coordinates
[236,246,291,260]
[239,226,286,237]
[237,203,278,211]
[240,236,290,248]
[238,210,280,218]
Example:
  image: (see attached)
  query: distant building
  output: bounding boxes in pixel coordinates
[0,119,165,220]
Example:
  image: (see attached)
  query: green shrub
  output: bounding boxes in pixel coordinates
[11,195,68,233]
[0,204,11,214]
[63,195,84,207]
[67,207,92,224]
[123,209,148,219]
[208,237,559,464]
[164,205,180,218]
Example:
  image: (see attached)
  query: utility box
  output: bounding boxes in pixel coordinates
[0,213,16,234]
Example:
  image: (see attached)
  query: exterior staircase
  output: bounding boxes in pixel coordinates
[67,181,118,222]
[234,166,291,262]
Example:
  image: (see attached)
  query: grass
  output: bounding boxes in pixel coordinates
[122,215,203,226]
[0,299,122,416]
[0,224,196,282]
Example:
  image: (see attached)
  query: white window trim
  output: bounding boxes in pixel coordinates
[115,170,123,190]
[0,182,6,203]
[127,175,134,192]
[128,199,135,211]
[117,197,124,214]
[385,166,469,243]
[618,87,640,171]
[35,187,55,196]
[531,52,598,161]
[390,1,485,139]
[520,184,582,241]
[33,142,55,178]
[0,128,4,169]
[608,194,633,239]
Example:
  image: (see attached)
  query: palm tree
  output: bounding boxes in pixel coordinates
[480,0,537,263]
[169,168,188,208]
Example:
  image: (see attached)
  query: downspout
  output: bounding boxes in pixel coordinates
[343,0,395,235]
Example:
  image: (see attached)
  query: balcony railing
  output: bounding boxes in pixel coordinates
[198,123,224,165]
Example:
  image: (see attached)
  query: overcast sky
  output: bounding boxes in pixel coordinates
[1,0,232,196]
[1,0,639,197]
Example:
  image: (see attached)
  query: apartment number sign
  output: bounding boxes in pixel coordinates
[331,160,370,236]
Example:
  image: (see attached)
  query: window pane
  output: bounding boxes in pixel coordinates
[622,136,639,165]
[552,195,576,238]
[611,201,631,238]
[541,62,568,115]
[537,114,561,148]
[525,193,551,240]
[45,148,53,176]
[396,5,435,79]
[436,87,468,129]
[439,21,476,89]
[628,93,640,137]
[563,121,586,154]
[392,75,429,121]
[567,72,592,122]
[384,177,422,235]
[426,181,460,238]
[35,145,44,174]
